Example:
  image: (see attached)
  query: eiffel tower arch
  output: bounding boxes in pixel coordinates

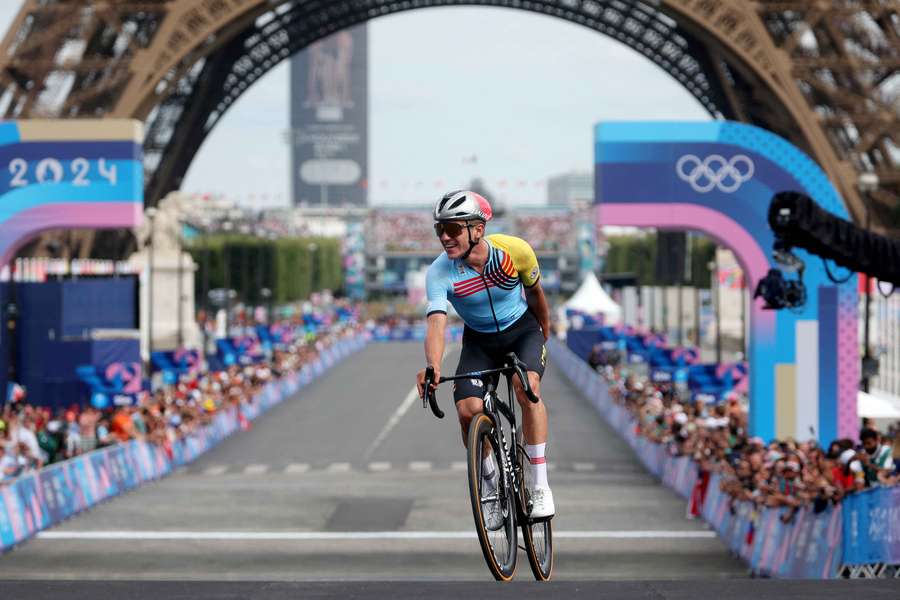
[0,0,897,256]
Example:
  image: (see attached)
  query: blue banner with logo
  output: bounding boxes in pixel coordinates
[842,486,900,566]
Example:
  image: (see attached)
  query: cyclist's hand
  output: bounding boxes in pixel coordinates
[416,366,440,399]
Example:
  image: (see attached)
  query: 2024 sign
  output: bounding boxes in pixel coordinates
[8,157,118,187]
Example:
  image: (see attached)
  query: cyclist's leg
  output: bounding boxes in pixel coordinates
[508,317,548,446]
[508,316,555,517]
[453,339,493,448]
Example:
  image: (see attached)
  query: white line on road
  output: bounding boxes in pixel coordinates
[450,461,467,471]
[362,344,458,462]
[37,530,717,541]
[284,463,310,474]
[368,462,391,471]
[244,464,269,475]
[572,462,597,472]
[409,461,432,472]
[203,465,227,476]
[326,462,351,472]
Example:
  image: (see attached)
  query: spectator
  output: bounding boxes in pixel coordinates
[600,350,899,518]
[0,444,17,481]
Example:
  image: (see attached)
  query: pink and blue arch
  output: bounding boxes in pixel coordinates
[0,119,143,266]
[596,121,858,443]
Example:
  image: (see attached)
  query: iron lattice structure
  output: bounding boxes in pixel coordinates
[0,0,897,256]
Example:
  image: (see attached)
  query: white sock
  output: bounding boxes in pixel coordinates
[526,442,549,489]
[482,454,497,493]
[482,454,496,479]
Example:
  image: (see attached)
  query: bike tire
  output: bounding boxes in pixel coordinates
[517,445,554,581]
[521,509,553,580]
[467,412,517,581]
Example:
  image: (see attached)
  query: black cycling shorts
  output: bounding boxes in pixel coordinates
[452,310,547,402]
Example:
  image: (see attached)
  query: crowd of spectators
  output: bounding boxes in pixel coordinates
[367,211,441,253]
[514,214,577,252]
[366,209,586,254]
[603,365,900,521]
[1,315,361,484]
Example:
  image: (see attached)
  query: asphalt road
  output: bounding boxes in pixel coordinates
[2,342,745,582]
[1,341,891,597]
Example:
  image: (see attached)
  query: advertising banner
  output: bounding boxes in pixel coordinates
[843,486,900,566]
[290,26,368,207]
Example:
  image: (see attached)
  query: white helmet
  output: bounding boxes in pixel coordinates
[433,190,493,222]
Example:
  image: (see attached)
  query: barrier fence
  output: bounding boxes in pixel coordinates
[549,337,900,578]
[0,334,367,553]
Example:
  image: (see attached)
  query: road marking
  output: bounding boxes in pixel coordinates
[368,462,391,472]
[327,462,351,472]
[244,464,269,475]
[450,461,467,471]
[573,462,596,472]
[362,343,458,462]
[409,461,432,472]
[285,463,310,474]
[203,465,227,476]
[38,530,717,541]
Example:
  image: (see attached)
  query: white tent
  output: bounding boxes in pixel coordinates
[858,390,900,419]
[563,272,622,324]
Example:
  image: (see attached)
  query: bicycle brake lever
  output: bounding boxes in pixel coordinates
[423,366,444,419]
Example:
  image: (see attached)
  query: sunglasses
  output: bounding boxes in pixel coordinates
[433,222,468,237]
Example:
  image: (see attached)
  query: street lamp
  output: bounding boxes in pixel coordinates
[708,259,721,365]
[307,242,319,297]
[145,207,159,368]
[858,172,880,392]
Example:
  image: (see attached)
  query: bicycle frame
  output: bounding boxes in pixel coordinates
[424,353,539,519]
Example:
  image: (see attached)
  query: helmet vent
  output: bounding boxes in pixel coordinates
[448,196,466,210]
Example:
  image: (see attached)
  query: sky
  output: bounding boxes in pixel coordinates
[0,4,710,208]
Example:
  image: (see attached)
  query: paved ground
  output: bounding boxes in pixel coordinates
[2,342,745,582]
[0,580,896,599]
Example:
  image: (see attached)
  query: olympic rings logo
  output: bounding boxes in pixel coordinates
[675,154,755,193]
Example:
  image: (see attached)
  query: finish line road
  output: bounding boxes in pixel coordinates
[0,342,744,581]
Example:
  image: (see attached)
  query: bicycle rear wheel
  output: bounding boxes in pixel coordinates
[467,412,517,581]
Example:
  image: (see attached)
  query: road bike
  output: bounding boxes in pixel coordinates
[423,352,553,581]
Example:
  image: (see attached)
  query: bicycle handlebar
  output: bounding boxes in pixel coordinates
[506,352,540,404]
[422,353,539,421]
[423,366,445,419]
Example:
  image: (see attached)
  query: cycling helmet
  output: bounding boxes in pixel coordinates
[433,190,492,222]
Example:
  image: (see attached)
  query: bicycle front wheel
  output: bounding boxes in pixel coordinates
[467,412,517,581]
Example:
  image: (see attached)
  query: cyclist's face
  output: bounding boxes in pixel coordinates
[435,221,471,258]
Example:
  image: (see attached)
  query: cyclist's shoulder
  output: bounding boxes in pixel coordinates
[426,253,452,276]
[486,234,537,258]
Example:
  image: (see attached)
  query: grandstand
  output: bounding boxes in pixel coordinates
[363,205,585,297]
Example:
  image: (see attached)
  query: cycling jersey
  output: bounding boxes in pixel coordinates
[426,234,541,333]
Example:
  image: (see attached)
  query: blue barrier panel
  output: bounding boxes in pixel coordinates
[843,485,900,566]
[0,335,367,553]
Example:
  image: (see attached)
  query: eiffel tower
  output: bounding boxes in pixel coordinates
[0,0,896,257]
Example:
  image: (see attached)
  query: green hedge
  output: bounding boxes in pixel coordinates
[603,233,716,288]
[187,235,342,306]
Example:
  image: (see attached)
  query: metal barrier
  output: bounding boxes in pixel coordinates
[0,335,367,553]
[549,336,900,579]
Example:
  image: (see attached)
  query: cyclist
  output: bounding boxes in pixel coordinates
[416,190,555,522]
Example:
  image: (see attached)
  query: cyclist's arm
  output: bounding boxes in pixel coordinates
[425,312,447,370]
[524,281,551,341]
[423,261,450,376]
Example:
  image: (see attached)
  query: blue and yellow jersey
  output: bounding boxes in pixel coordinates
[425,234,541,333]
